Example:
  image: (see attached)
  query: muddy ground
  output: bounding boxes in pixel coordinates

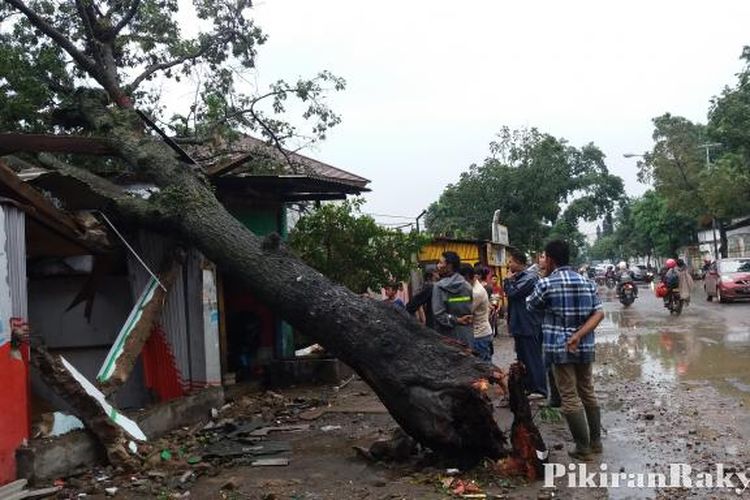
[57,284,750,499]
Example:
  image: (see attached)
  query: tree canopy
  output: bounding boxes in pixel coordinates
[288,200,428,294]
[424,127,624,255]
[588,191,695,262]
[0,0,344,150]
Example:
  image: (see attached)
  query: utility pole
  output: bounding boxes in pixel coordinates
[699,142,722,259]
[415,210,427,234]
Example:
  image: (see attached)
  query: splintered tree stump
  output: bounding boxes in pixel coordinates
[496,362,548,479]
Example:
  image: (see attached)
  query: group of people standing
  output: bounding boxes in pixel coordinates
[401,240,606,460]
[403,250,496,361]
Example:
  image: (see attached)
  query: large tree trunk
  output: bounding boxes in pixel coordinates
[43,102,510,460]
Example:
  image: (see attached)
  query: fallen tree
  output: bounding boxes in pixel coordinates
[40,105,510,458]
[1,0,524,462]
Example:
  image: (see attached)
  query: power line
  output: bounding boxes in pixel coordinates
[364,212,417,220]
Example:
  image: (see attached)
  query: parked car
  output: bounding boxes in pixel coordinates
[704,258,750,303]
[630,266,645,282]
[635,264,656,283]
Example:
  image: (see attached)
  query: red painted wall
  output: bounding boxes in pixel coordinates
[0,341,29,483]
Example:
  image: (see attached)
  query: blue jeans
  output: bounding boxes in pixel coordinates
[474,335,493,362]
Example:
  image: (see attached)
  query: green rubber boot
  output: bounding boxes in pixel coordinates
[585,406,602,453]
[563,410,592,460]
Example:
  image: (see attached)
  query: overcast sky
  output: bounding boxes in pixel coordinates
[201,1,750,234]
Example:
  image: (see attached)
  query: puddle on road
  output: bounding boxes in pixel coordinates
[585,293,750,498]
[596,298,750,407]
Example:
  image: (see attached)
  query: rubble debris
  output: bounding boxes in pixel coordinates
[48,412,85,437]
[250,458,289,467]
[248,424,309,437]
[333,374,355,392]
[320,425,341,432]
[30,344,145,469]
[353,427,418,463]
[96,258,180,393]
[294,344,324,357]
[201,440,291,459]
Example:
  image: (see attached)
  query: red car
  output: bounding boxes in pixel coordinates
[704,258,750,303]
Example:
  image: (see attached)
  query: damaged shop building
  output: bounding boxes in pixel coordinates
[0,133,369,484]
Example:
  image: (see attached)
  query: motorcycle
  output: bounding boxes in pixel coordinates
[665,288,684,315]
[605,276,617,290]
[644,270,655,283]
[619,282,636,307]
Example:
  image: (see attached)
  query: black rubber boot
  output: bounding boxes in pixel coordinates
[563,410,592,460]
[585,406,602,453]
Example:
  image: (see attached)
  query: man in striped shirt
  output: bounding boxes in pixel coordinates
[526,240,605,460]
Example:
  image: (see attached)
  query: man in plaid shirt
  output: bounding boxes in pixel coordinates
[526,240,605,460]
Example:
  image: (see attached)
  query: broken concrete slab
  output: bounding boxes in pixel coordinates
[138,386,224,439]
[17,387,222,483]
[16,430,106,484]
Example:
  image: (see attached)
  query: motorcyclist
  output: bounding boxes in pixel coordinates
[701,255,715,280]
[615,261,637,298]
[661,258,679,305]
[605,265,615,280]
[604,265,616,288]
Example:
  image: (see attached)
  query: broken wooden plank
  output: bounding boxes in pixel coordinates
[0,161,82,236]
[0,133,115,156]
[96,257,180,393]
[30,345,145,469]
[206,152,255,177]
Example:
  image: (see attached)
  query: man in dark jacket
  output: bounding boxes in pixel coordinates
[432,251,474,347]
[503,248,546,396]
[407,266,438,329]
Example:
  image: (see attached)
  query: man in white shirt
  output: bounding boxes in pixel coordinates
[459,265,494,362]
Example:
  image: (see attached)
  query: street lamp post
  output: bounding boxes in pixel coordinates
[624,145,723,260]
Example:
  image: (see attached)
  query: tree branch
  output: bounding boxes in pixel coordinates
[111,0,141,36]
[126,36,225,92]
[4,0,101,83]
[247,104,292,167]
[36,153,152,218]
[75,0,104,66]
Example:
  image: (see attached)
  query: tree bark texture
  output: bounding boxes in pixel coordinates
[48,104,511,460]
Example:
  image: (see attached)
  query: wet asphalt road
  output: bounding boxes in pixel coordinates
[491,281,750,499]
[597,281,750,410]
[592,282,750,499]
